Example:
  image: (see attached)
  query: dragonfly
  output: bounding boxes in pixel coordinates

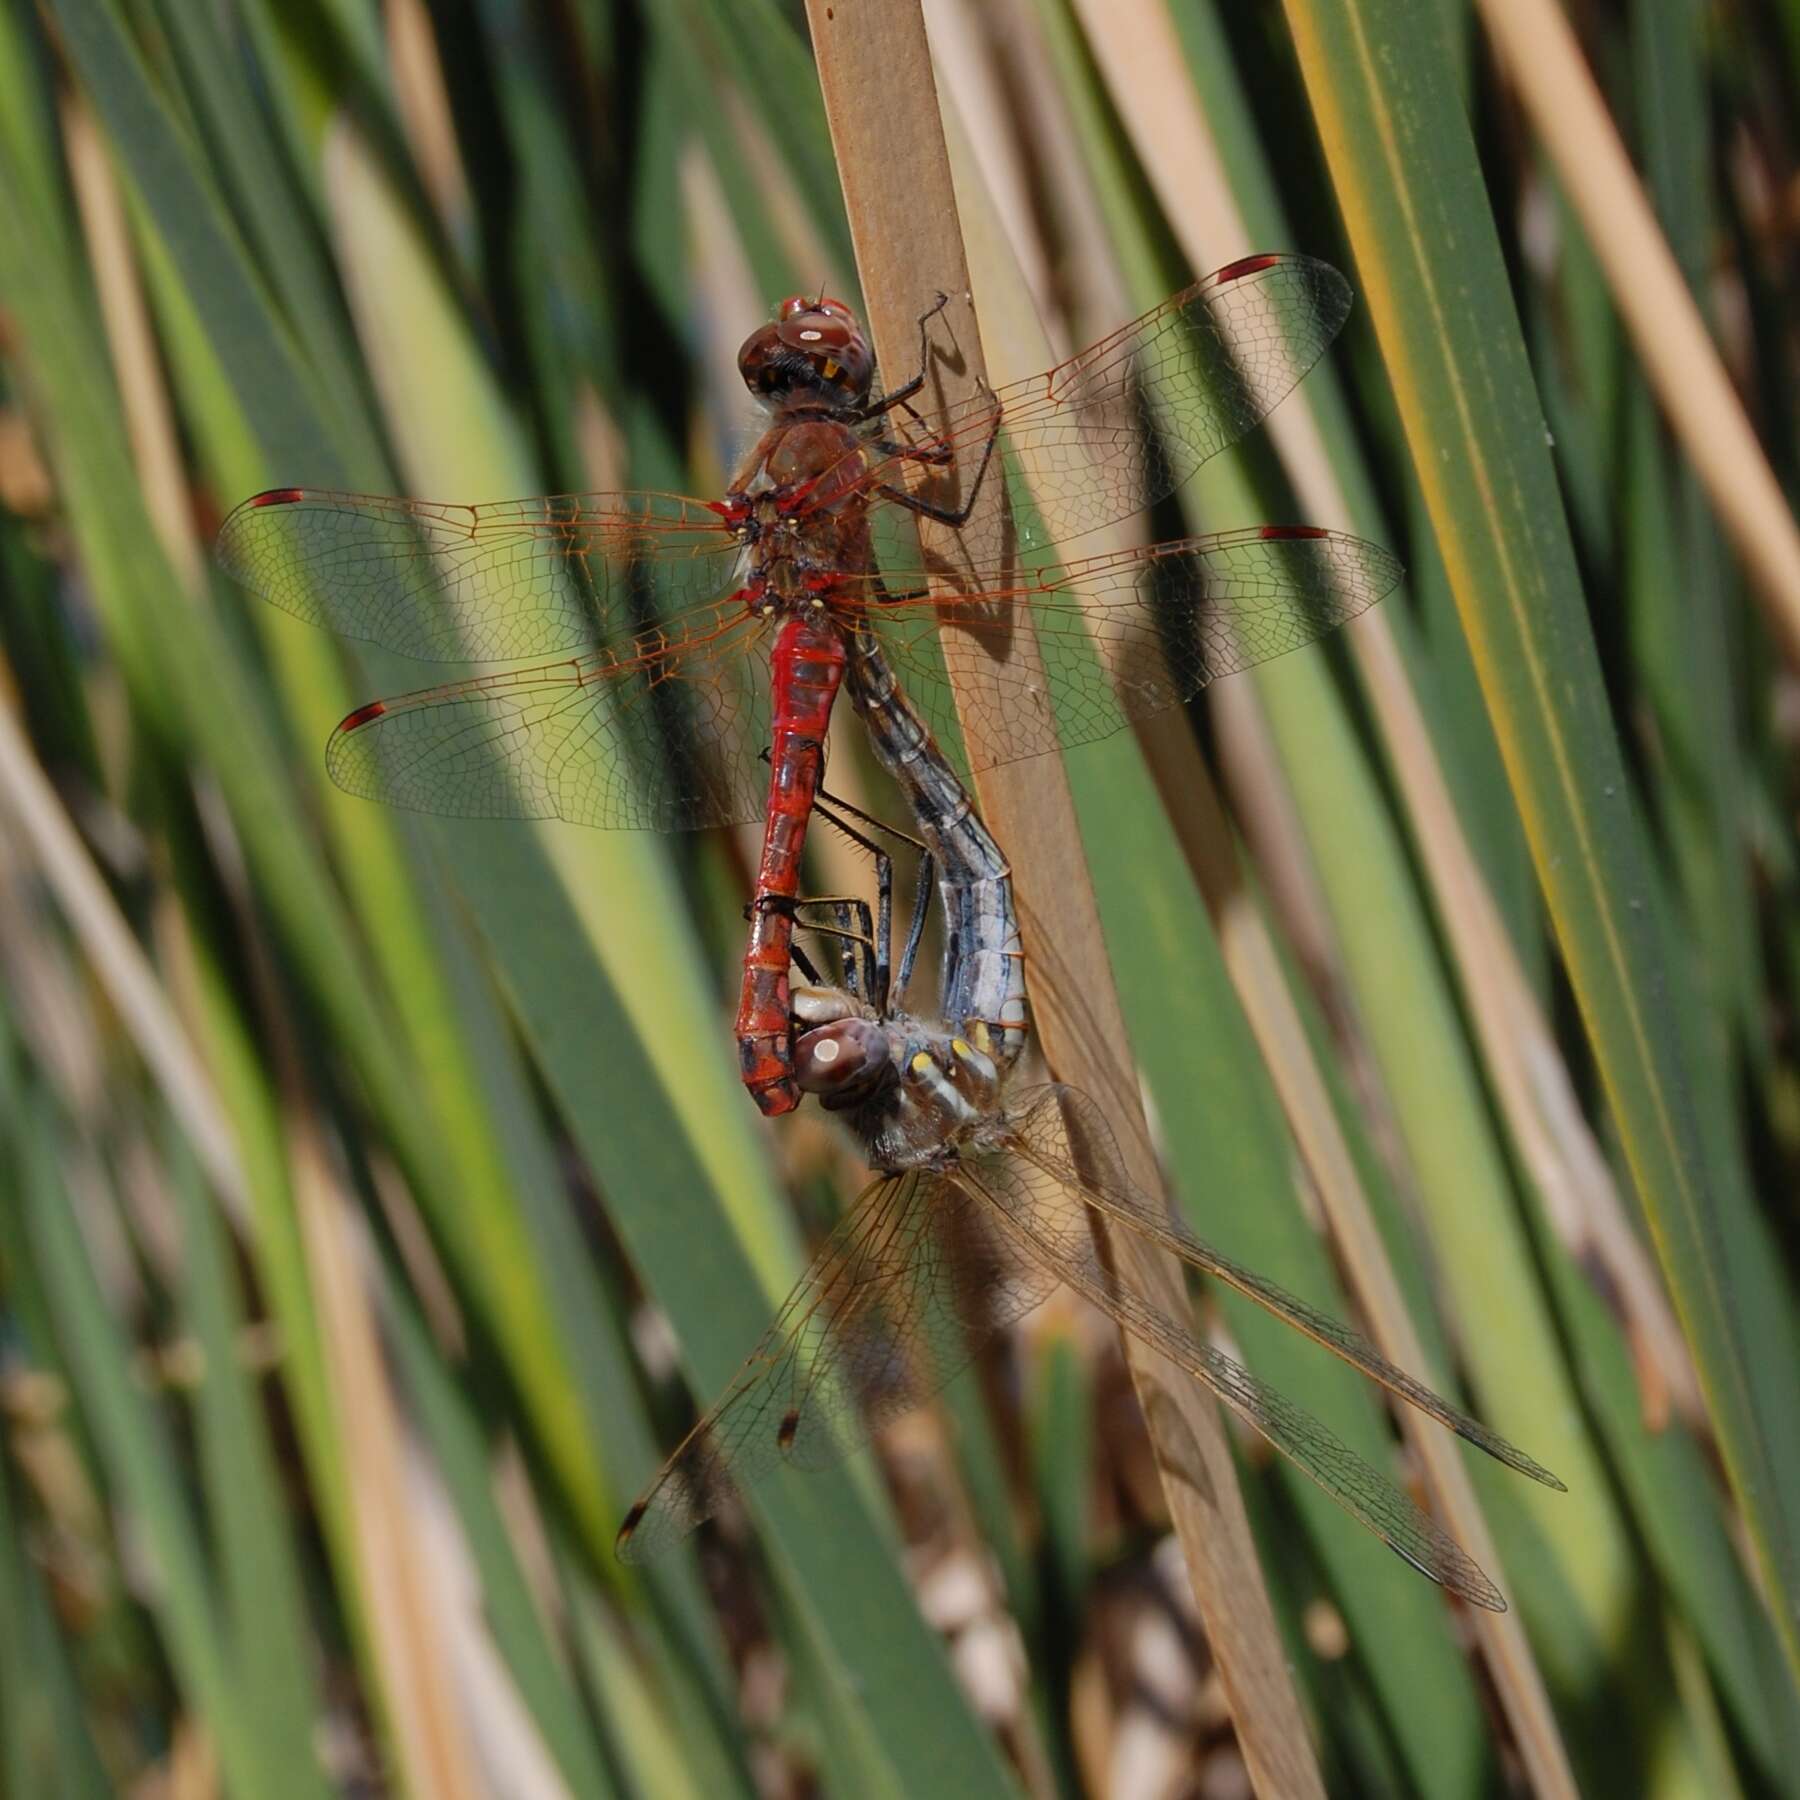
[218,256,1400,1116]
[615,619,1564,1608]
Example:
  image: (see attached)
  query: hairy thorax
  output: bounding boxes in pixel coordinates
[730,417,879,613]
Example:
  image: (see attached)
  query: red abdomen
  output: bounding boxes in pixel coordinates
[735,613,846,1115]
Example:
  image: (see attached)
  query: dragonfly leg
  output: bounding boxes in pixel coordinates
[894,849,933,1009]
[789,937,829,989]
[874,393,1002,528]
[787,894,877,1000]
[811,788,937,1014]
[809,798,895,1007]
[750,885,874,1001]
[813,780,928,853]
[870,387,963,468]
[852,291,952,420]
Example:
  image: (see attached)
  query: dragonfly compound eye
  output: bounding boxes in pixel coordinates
[776,293,856,324]
[794,1018,890,1097]
[768,304,874,404]
[737,321,788,396]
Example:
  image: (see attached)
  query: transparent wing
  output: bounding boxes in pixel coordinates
[857,526,1402,772]
[218,487,741,662]
[616,1168,1057,1563]
[219,263,1347,667]
[323,603,773,832]
[1005,1086,1563,1490]
[964,1092,1513,1610]
[866,254,1352,568]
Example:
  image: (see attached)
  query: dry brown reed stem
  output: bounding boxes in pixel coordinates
[290,1116,485,1800]
[1477,0,1800,661]
[61,93,201,591]
[385,0,472,244]
[803,3,1325,1792]
[1072,0,1689,1441]
[1057,7,1580,1789]
[50,96,266,1228]
[1137,719,1584,1800]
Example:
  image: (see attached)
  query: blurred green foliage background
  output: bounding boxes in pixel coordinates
[1,0,1797,1793]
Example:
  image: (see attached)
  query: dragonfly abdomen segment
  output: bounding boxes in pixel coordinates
[736,615,848,1116]
[844,626,1028,1071]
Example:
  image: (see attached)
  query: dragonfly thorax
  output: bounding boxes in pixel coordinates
[729,418,880,621]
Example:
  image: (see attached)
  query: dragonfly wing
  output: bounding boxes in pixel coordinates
[219,487,741,662]
[861,526,1403,779]
[616,1166,1057,1563]
[1004,1085,1563,1490]
[865,255,1351,565]
[325,605,774,831]
[961,1099,1509,1610]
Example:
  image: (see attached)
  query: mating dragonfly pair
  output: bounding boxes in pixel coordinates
[221,257,1560,1605]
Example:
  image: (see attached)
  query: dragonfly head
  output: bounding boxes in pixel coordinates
[740,296,873,412]
[794,1016,892,1106]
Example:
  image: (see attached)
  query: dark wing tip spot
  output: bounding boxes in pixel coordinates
[614,1502,647,1558]
[249,486,306,508]
[777,1409,801,1451]
[1259,523,1330,540]
[1216,252,1282,283]
[338,699,388,732]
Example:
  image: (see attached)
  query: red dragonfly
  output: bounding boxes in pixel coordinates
[219,256,1400,1114]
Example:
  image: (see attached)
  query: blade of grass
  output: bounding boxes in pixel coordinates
[0,1402,114,1799]
[298,88,1020,1800]
[678,0,854,276]
[286,1106,484,1800]
[17,1116,287,1796]
[0,88,628,1577]
[1028,1330,1091,1641]
[0,695,248,1222]
[566,1587,742,1800]
[460,0,627,484]
[163,856,352,1597]
[938,36,1512,1789]
[169,1131,325,1792]
[803,4,1327,1792]
[641,2,809,305]
[1473,0,1800,665]
[61,88,202,590]
[1524,171,1618,577]
[1624,0,1763,1059]
[47,0,340,479]
[385,1291,622,1800]
[1027,3,1588,1780]
[1533,1174,1787,1783]
[1281,0,1800,1690]
[143,0,381,473]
